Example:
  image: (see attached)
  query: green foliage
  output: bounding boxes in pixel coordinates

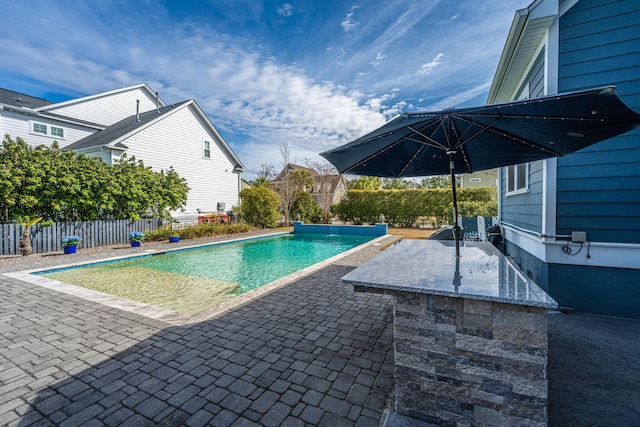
[333,188,497,227]
[347,176,381,190]
[0,135,188,222]
[381,178,415,190]
[250,177,273,188]
[291,191,322,223]
[416,175,460,189]
[239,187,280,228]
[146,223,249,241]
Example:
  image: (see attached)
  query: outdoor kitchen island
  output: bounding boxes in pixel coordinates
[342,239,558,427]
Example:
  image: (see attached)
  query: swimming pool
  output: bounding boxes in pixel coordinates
[32,233,379,317]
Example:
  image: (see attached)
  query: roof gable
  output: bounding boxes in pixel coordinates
[65,99,245,171]
[64,101,191,151]
[35,84,165,127]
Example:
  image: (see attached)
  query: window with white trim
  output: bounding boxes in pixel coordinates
[203,140,211,159]
[33,122,47,135]
[30,121,65,139]
[506,163,529,195]
[51,126,64,138]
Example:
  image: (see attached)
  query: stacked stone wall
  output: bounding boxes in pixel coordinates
[392,292,548,426]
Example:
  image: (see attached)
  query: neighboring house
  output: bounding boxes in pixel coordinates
[488,0,640,318]
[240,179,253,192]
[0,84,245,215]
[274,163,347,206]
[460,169,498,189]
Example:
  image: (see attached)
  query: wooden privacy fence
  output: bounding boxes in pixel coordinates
[0,218,161,256]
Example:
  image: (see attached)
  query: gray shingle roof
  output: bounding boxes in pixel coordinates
[0,88,53,108]
[64,101,190,151]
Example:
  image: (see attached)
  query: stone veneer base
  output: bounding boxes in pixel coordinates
[370,289,549,426]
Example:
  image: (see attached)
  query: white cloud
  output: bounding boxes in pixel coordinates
[0,0,535,178]
[277,3,294,17]
[341,5,360,32]
[416,53,444,76]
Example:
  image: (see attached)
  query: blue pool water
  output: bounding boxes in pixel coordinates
[38,233,375,314]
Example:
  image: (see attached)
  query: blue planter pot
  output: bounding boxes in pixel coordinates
[130,241,141,247]
[63,245,77,254]
[169,236,180,243]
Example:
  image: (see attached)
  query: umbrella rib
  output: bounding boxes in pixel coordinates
[454,115,564,156]
[406,126,448,150]
[338,139,406,175]
[449,119,473,173]
[452,116,503,149]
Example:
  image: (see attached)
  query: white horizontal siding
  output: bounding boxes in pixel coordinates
[0,109,97,148]
[120,105,239,213]
[42,87,158,126]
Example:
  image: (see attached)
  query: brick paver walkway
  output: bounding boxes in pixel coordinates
[0,236,396,426]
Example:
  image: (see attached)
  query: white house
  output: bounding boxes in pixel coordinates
[0,84,245,214]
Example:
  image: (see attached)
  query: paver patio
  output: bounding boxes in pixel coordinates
[2,232,639,426]
[0,235,396,426]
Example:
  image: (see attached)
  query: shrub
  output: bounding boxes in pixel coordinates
[145,223,250,241]
[333,188,497,227]
[291,191,323,223]
[239,187,279,228]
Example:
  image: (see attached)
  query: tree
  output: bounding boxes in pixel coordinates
[250,177,273,188]
[347,176,381,190]
[273,169,313,225]
[0,135,189,223]
[239,187,279,228]
[257,163,276,180]
[305,159,341,223]
[381,178,415,190]
[417,175,460,189]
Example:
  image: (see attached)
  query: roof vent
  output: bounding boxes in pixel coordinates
[155,92,160,114]
[136,99,140,123]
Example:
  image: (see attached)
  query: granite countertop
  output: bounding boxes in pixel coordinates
[342,239,558,309]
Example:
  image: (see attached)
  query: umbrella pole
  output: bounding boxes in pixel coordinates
[448,152,461,257]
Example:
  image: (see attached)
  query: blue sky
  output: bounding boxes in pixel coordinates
[1,0,531,178]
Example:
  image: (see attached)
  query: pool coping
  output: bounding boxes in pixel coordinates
[4,232,389,326]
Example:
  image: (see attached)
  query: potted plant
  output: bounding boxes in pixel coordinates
[129,231,146,247]
[169,232,181,243]
[62,235,82,254]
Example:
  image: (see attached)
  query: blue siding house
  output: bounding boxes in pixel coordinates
[488,0,640,318]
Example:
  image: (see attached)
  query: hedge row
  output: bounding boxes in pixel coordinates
[331,188,497,227]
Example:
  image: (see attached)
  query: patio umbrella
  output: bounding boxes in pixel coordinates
[320,86,640,256]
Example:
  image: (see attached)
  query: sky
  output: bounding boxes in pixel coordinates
[1,0,532,179]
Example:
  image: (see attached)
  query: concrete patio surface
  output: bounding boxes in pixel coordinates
[1,232,638,426]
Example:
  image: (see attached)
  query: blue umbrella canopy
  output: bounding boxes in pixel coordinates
[320,86,640,177]
[320,86,640,256]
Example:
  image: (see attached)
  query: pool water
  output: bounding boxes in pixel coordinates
[39,233,374,315]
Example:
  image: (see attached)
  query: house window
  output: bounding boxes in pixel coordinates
[51,126,64,138]
[203,140,211,158]
[506,163,529,195]
[33,123,47,135]
[30,121,65,139]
